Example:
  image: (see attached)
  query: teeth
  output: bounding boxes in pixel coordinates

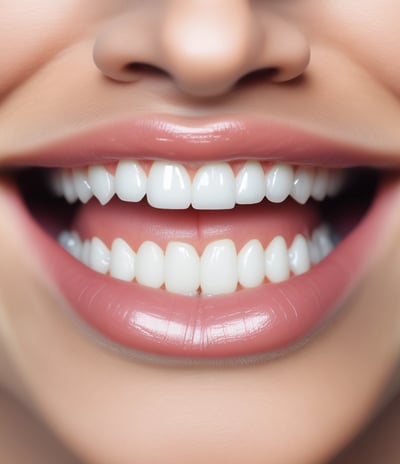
[88,165,115,205]
[238,239,265,288]
[147,162,191,209]
[81,240,91,266]
[265,236,290,283]
[288,234,311,275]
[136,241,164,289]
[291,167,314,204]
[265,163,294,203]
[110,238,136,282]
[327,170,346,197]
[59,231,82,259]
[311,168,329,201]
[89,237,110,274]
[61,170,79,204]
[235,161,265,204]
[192,163,236,210]
[72,169,93,204]
[201,239,238,295]
[53,161,346,209]
[115,161,147,202]
[59,226,336,295]
[165,242,200,295]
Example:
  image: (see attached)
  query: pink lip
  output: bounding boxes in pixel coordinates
[7,114,393,168]
[5,115,398,359]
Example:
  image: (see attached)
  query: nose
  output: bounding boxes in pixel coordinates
[93,0,311,98]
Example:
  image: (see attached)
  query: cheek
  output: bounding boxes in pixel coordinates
[323,0,400,95]
[0,1,91,97]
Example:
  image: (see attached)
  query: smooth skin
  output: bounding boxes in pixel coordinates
[1,1,400,463]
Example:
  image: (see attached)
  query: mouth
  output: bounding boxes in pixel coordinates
[3,116,394,361]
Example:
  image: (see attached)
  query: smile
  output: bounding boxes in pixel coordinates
[5,116,394,360]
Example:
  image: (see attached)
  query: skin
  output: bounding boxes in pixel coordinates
[0,1,400,463]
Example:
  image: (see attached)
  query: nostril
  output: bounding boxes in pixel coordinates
[123,62,169,78]
[238,67,279,86]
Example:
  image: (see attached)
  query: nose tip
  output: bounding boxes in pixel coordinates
[160,2,261,97]
[93,1,311,98]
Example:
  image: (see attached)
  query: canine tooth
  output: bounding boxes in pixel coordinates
[110,238,136,282]
[61,170,78,204]
[288,234,311,275]
[238,240,265,288]
[72,169,93,204]
[136,241,164,288]
[265,236,290,283]
[236,161,265,204]
[89,237,110,274]
[59,231,82,259]
[165,242,200,295]
[115,160,147,202]
[147,161,191,209]
[80,240,91,266]
[192,163,235,210]
[201,239,238,295]
[88,165,115,205]
[311,168,329,201]
[291,167,314,204]
[265,164,294,203]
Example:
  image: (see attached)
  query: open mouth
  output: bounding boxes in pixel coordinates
[20,161,373,295]
[3,117,393,360]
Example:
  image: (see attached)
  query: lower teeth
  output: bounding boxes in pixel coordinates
[59,225,335,296]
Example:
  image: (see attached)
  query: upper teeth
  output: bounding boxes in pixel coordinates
[51,161,345,209]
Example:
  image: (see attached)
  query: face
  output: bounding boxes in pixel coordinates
[1,1,400,463]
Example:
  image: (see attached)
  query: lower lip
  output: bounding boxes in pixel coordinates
[8,178,397,359]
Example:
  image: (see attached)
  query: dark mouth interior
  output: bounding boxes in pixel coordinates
[14,166,379,243]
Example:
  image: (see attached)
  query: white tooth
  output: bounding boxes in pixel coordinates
[147,161,191,209]
[311,168,329,201]
[72,169,93,204]
[110,238,136,282]
[327,170,345,197]
[265,164,294,203]
[59,231,82,259]
[89,237,110,274]
[313,225,334,258]
[80,240,91,266]
[136,241,164,288]
[265,236,290,283]
[291,167,314,204]
[308,238,322,265]
[165,242,200,295]
[88,165,115,205]
[288,234,311,275]
[238,240,265,288]
[61,170,78,204]
[115,160,147,202]
[201,239,238,295]
[192,163,235,210]
[235,161,265,204]
[50,170,64,197]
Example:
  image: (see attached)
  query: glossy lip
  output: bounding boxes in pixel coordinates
[3,115,398,359]
[4,114,397,168]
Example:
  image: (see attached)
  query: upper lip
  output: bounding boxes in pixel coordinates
[2,114,399,169]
